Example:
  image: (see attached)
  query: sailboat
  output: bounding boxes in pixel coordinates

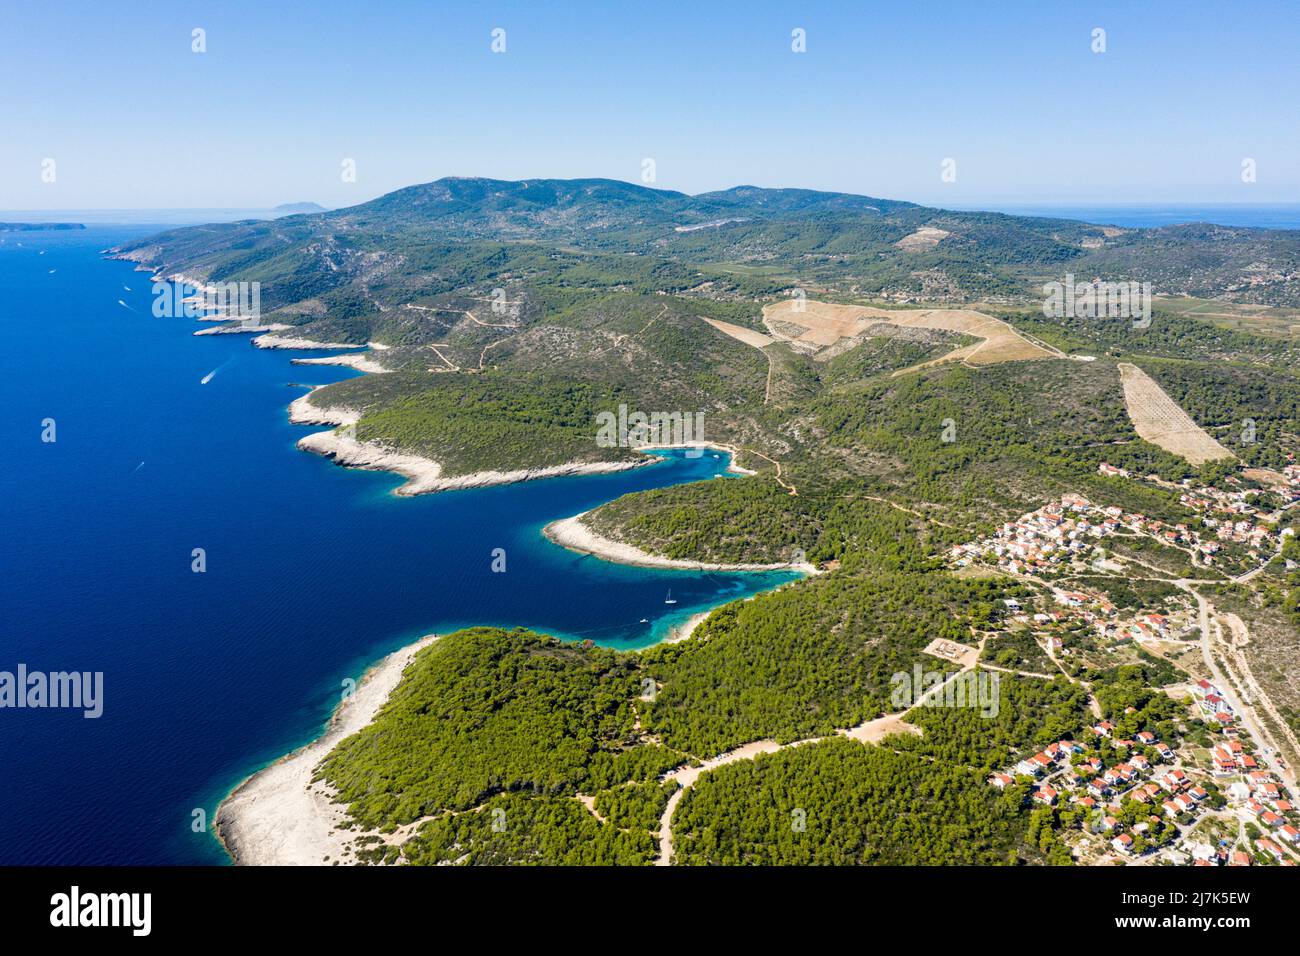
[664,590,677,605]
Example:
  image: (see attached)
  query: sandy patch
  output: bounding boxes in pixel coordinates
[575,794,607,824]
[760,299,1057,371]
[839,713,922,744]
[895,226,951,251]
[1242,467,1290,490]
[1117,363,1235,465]
[216,633,442,865]
[922,637,981,669]
[700,316,776,349]
[886,308,1057,367]
[664,612,710,644]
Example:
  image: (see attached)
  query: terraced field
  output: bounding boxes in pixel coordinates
[1117,362,1236,465]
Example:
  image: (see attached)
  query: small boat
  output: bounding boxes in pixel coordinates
[664,590,677,605]
[639,618,649,624]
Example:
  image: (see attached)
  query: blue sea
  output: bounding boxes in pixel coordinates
[962,203,1300,231]
[0,227,797,865]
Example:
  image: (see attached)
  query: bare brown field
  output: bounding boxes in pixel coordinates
[760,299,1057,373]
[895,226,951,251]
[923,637,980,669]
[700,316,777,349]
[840,713,922,744]
[1117,363,1236,465]
[1242,467,1291,490]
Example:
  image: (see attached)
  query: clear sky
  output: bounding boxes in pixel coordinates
[4,0,1299,210]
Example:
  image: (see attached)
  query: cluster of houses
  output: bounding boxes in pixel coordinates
[1054,588,1189,647]
[952,471,1290,579]
[997,583,1189,660]
[948,490,1229,576]
[1185,482,1281,555]
[949,495,1117,574]
[988,682,1300,864]
[1187,843,1254,867]
[1102,462,1293,564]
[988,728,1195,856]
[1192,680,1300,858]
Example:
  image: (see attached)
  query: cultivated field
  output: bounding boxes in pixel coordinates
[1154,295,1300,339]
[1117,362,1236,465]
[701,316,777,349]
[760,299,1057,372]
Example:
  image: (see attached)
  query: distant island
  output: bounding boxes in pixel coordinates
[0,221,85,231]
[272,202,327,215]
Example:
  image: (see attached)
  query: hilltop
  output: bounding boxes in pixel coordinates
[113,176,1300,311]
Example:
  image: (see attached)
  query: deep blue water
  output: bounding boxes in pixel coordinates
[0,227,797,865]
[957,203,1300,231]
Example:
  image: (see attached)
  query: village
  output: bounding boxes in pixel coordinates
[950,460,1300,579]
[947,460,1300,865]
[988,677,1299,866]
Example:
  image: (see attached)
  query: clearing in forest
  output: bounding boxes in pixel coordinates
[895,226,951,251]
[700,316,777,349]
[1117,362,1236,465]
[760,299,1057,372]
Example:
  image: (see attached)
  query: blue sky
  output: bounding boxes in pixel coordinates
[3,0,1299,209]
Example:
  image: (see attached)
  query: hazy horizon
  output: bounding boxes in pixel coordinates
[8,182,1300,219]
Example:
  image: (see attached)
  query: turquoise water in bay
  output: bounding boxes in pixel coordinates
[0,227,797,864]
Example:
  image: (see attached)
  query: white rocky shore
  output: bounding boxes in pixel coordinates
[216,634,442,866]
[216,333,808,864]
[293,352,391,374]
[544,511,814,572]
[631,441,758,475]
[296,429,447,494]
[195,322,291,336]
[287,388,361,426]
[253,332,364,350]
[296,426,647,496]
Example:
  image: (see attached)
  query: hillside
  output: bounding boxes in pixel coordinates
[112,176,1300,311]
[118,178,1300,866]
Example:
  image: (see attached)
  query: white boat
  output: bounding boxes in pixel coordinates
[664,590,677,605]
